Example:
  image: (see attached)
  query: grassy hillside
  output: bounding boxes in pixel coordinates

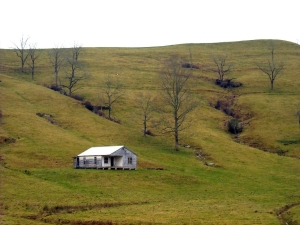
[0,40,300,224]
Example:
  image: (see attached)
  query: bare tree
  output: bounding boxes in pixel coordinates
[49,46,65,87]
[27,44,40,80]
[99,74,123,120]
[297,103,300,127]
[188,45,193,69]
[210,54,234,82]
[61,44,87,96]
[256,41,284,90]
[13,35,30,72]
[159,55,197,151]
[137,93,154,136]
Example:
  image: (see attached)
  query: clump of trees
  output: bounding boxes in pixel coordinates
[13,37,89,95]
[10,36,293,152]
[13,36,41,80]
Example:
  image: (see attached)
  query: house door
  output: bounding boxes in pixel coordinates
[76,157,79,167]
[111,157,114,167]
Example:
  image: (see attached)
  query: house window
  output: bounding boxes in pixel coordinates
[104,157,109,164]
[94,157,97,164]
[128,157,132,164]
[83,157,86,164]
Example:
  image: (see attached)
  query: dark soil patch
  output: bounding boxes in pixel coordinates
[0,136,16,144]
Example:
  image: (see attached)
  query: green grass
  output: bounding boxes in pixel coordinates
[1,40,300,224]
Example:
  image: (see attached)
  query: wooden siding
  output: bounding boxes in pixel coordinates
[75,156,102,169]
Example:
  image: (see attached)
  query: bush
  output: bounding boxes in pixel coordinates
[71,94,84,101]
[228,118,243,134]
[82,101,94,111]
[49,84,62,92]
[215,79,242,88]
[144,129,155,136]
[48,84,67,95]
[182,63,200,69]
[97,110,105,117]
[214,97,235,116]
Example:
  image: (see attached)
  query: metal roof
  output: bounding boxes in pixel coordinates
[77,146,125,156]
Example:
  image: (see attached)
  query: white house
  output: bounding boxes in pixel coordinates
[73,146,137,170]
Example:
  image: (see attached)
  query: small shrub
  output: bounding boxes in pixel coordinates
[49,84,62,92]
[231,81,243,88]
[94,105,110,111]
[215,79,242,88]
[47,84,68,95]
[276,149,289,156]
[83,101,94,111]
[214,100,221,110]
[109,117,121,124]
[71,94,84,101]
[42,205,49,211]
[214,97,235,116]
[223,108,233,117]
[97,110,105,117]
[47,118,55,124]
[228,118,243,134]
[144,129,155,136]
[182,63,200,69]
[36,112,44,117]
[23,170,31,175]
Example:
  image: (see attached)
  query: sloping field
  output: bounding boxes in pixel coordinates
[0,40,300,224]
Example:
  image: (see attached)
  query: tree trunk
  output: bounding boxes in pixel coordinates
[108,108,111,119]
[55,67,59,87]
[21,61,25,73]
[31,61,35,80]
[174,113,179,151]
[271,80,274,90]
[175,130,179,151]
[143,117,147,136]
